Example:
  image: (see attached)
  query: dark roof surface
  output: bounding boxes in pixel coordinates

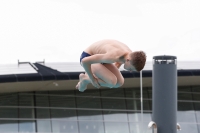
[0,62,199,83]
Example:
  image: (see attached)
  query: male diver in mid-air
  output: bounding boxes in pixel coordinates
[76,39,146,92]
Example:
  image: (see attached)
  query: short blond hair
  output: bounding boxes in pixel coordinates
[130,51,146,71]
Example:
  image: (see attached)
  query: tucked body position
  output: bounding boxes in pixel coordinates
[76,39,146,92]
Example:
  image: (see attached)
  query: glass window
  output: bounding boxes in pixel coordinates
[0,93,18,132]
[149,100,152,110]
[178,101,196,123]
[35,92,52,132]
[76,89,100,97]
[0,93,18,106]
[178,86,192,92]
[148,89,152,99]
[129,122,151,133]
[52,120,78,133]
[102,98,126,110]
[125,88,149,99]
[19,120,36,133]
[178,123,198,133]
[49,91,77,120]
[197,124,200,133]
[193,94,200,101]
[101,88,125,98]
[36,108,50,119]
[19,93,35,119]
[18,93,35,132]
[76,97,102,109]
[178,92,193,101]
[192,86,200,92]
[19,108,35,119]
[0,108,18,118]
[128,112,152,122]
[78,109,103,120]
[51,109,77,120]
[76,95,103,120]
[103,110,128,121]
[195,110,200,123]
[1,86,200,133]
[49,95,76,108]
[19,93,34,106]
[36,91,50,107]
[104,122,129,133]
[177,111,196,123]
[76,89,102,122]
[0,120,18,132]
[37,120,52,132]
[35,92,50,118]
[101,97,128,121]
[79,121,104,133]
[178,102,194,111]
[36,108,52,133]
[126,99,150,111]
[194,102,200,112]
[49,90,75,96]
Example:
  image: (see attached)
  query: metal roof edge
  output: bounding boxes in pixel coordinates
[0,69,199,84]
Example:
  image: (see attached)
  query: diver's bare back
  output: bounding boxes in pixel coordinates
[84,39,132,55]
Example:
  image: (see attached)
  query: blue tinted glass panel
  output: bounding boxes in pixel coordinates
[177,111,196,122]
[178,123,198,133]
[79,121,104,133]
[78,110,103,120]
[19,120,35,133]
[128,112,152,122]
[0,120,18,132]
[37,120,52,132]
[104,122,129,133]
[103,110,128,121]
[52,120,78,133]
[129,122,151,133]
[197,124,200,133]
[194,111,200,123]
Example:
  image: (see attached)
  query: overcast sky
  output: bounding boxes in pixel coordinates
[0,0,200,64]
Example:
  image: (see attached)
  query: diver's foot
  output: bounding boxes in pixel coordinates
[76,73,88,92]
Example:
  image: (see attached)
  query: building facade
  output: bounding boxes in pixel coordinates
[0,61,199,133]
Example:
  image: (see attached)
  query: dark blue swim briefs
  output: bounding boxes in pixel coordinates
[80,51,91,63]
